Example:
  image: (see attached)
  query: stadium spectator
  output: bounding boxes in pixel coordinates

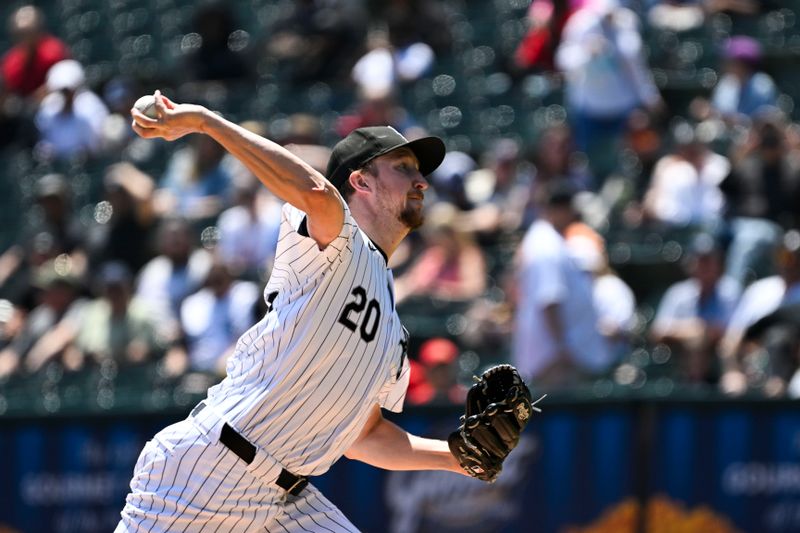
[428,150,477,211]
[354,0,450,93]
[394,204,487,304]
[216,180,281,282]
[514,0,584,73]
[0,174,86,309]
[725,115,800,229]
[351,31,398,102]
[86,163,156,273]
[358,0,449,91]
[0,231,58,313]
[643,121,729,227]
[0,260,85,378]
[335,91,419,139]
[1,5,69,98]
[156,133,233,222]
[99,77,140,151]
[3,0,800,409]
[184,3,250,82]
[268,113,322,147]
[738,300,800,398]
[34,59,109,160]
[650,233,741,383]
[646,1,706,32]
[512,181,611,387]
[720,230,800,395]
[28,173,86,255]
[646,0,775,33]
[378,0,452,57]
[622,108,664,196]
[264,0,366,84]
[17,261,155,374]
[406,337,467,406]
[459,138,535,234]
[267,114,332,177]
[74,262,159,367]
[555,0,663,178]
[565,222,636,364]
[177,259,260,374]
[135,218,211,345]
[709,36,779,124]
[722,115,799,284]
[528,123,592,213]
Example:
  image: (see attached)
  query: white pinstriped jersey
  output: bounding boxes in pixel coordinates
[204,202,410,477]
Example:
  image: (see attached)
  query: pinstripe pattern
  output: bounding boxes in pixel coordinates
[118,202,409,532]
[207,204,410,475]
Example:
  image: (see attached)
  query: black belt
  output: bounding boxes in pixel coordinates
[191,402,308,496]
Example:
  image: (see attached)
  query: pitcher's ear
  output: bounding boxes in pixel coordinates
[349,170,371,192]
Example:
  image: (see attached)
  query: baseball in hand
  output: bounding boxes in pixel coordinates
[133,94,159,119]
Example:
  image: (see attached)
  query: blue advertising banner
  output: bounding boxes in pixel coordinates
[649,405,800,533]
[0,417,171,533]
[0,400,797,533]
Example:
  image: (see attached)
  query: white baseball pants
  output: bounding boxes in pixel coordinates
[116,417,359,532]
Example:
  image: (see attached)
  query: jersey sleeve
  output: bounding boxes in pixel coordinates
[378,356,410,413]
[272,202,358,282]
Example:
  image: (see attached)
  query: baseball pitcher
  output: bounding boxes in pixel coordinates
[117,92,536,532]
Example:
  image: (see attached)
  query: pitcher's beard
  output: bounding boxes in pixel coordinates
[399,204,425,230]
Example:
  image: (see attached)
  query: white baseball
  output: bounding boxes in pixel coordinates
[133,94,158,119]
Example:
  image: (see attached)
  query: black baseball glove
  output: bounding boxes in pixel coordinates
[448,364,543,482]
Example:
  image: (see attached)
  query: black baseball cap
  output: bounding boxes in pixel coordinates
[325,126,446,191]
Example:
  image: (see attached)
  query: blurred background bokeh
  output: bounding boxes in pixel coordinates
[0,1,799,532]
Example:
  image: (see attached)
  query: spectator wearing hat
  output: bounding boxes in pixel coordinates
[512,181,611,387]
[0,259,85,377]
[30,173,85,252]
[34,59,109,159]
[1,5,69,98]
[710,36,778,123]
[720,230,800,395]
[406,337,467,406]
[651,233,742,383]
[72,262,159,366]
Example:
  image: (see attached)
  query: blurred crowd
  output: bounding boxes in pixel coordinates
[1,0,800,411]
